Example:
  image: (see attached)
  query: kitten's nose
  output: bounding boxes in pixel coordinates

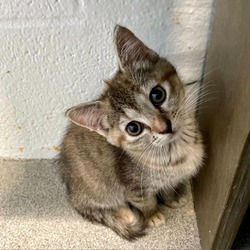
[154,116,173,134]
[159,119,173,134]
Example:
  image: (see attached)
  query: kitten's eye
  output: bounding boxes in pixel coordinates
[126,121,144,136]
[149,86,166,106]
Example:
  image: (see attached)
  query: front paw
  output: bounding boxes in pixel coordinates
[148,211,165,228]
[115,206,136,224]
[165,197,187,209]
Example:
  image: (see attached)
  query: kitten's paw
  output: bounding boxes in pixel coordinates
[165,197,188,209]
[115,206,135,224]
[148,211,165,228]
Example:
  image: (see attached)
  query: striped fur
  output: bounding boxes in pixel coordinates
[58,25,204,240]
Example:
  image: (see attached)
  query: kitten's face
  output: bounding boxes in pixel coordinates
[67,25,194,155]
[104,59,186,152]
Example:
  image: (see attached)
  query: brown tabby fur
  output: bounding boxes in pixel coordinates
[58,25,204,240]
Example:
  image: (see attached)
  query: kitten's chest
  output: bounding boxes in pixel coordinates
[146,161,196,190]
[140,143,204,190]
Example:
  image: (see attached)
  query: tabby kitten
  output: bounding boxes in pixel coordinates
[58,25,204,240]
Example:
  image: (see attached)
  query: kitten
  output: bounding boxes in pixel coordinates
[58,25,204,241]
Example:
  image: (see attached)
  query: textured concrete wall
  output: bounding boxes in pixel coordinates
[0,0,214,159]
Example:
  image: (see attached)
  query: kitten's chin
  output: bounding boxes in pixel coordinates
[168,132,179,142]
[170,123,183,141]
[153,134,176,147]
[167,132,179,143]
[157,125,181,145]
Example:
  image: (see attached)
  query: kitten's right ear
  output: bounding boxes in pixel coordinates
[66,101,109,137]
[114,25,159,72]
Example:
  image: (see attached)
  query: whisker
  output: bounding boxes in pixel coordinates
[176,84,217,121]
[180,97,217,115]
[189,67,220,85]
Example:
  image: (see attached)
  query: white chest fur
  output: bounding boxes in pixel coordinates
[147,141,204,190]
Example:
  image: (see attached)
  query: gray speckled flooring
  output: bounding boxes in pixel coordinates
[0,159,201,249]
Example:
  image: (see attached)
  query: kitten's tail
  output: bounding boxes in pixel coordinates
[78,206,147,241]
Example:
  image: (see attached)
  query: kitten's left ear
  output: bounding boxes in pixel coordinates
[66,101,109,137]
[114,25,159,72]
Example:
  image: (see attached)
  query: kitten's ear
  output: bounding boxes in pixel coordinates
[66,101,109,137]
[114,25,159,72]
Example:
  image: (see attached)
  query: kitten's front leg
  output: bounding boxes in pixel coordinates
[125,190,165,227]
[158,183,188,208]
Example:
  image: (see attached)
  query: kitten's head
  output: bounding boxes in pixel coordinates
[67,25,194,154]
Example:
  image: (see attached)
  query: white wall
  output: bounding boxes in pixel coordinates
[0,0,214,159]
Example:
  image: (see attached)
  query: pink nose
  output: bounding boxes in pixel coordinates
[153,116,173,134]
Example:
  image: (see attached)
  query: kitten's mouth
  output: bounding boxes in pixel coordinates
[168,132,178,142]
[154,125,181,146]
[165,124,181,143]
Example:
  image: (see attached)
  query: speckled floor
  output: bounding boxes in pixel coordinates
[0,159,201,249]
